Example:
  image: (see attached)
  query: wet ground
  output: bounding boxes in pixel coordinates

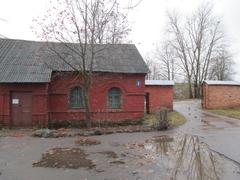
[1,100,240,180]
[174,100,240,164]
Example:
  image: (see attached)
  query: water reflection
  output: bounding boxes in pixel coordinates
[146,135,222,180]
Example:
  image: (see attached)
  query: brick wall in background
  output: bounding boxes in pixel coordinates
[202,84,240,109]
[145,85,173,112]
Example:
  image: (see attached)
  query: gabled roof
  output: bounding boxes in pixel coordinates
[203,80,240,86]
[0,38,148,83]
[145,80,175,86]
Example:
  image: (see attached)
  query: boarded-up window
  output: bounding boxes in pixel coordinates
[69,87,84,108]
[108,88,121,109]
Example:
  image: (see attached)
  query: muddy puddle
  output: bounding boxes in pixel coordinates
[126,134,240,180]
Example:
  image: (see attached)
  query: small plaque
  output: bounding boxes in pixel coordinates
[136,80,141,87]
[12,99,19,104]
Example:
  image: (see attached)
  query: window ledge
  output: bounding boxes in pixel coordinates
[68,108,86,112]
[106,108,123,112]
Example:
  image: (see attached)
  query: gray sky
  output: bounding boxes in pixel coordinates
[1,0,240,79]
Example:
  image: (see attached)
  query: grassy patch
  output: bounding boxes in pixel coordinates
[169,111,187,127]
[209,108,240,119]
[143,110,187,127]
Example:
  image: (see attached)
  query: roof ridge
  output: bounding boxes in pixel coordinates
[0,38,135,46]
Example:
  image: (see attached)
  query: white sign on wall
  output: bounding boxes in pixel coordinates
[12,99,19,105]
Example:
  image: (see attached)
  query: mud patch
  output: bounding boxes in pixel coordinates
[33,148,95,169]
[75,137,101,146]
[97,151,118,158]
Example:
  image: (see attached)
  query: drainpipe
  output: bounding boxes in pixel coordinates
[46,83,49,128]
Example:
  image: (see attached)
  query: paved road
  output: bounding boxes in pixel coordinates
[1,100,240,180]
[174,99,240,164]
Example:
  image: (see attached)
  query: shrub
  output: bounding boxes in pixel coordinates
[48,118,143,129]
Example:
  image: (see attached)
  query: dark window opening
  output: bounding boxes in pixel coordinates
[108,88,121,109]
[69,86,84,108]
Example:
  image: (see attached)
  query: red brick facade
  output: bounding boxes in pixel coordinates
[0,73,145,126]
[202,83,240,109]
[145,85,173,113]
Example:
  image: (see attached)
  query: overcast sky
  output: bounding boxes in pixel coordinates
[1,0,240,79]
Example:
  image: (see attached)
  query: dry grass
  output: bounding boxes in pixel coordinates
[209,108,240,119]
[169,111,187,127]
[143,110,187,127]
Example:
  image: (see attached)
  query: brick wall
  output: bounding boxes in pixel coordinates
[0,73,146,126]
[202,83,240,109]
[145,85,173,113]
[48,72,146,122]
[0,73,147,126]
[0,83,48,126]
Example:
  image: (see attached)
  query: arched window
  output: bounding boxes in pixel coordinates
[69,86,84,108]
[108,88,121,109]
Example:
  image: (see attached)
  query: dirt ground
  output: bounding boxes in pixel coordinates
[1,100,240,180]
[32,148,95,169]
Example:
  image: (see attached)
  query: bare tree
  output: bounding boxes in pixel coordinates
[154,42,177,80]
[166,3,229,98]
[126,0,144,9]
[145,55,160,80]
[34,0,131,128]
[166,11,194,98]
[145,43,178,81]
[94,2,131,44]
[209,48,235,80]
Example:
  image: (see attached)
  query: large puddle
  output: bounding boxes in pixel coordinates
[126,134,240,180]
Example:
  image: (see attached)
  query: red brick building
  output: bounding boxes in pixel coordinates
[145,80,174,113]
[0,39,148,127]
[202,80,240,109]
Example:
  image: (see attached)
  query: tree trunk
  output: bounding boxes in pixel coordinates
[84,92,91,128]
[197,83,202,98]
[83,81,92,128]
[193,82,202,98]
[194,82,201,98]
[188,80,193,99]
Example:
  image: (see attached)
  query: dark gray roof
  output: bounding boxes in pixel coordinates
[0,38,148,83]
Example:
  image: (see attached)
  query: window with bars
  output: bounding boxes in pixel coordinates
[69,86,84,108]
[108,88,121,109]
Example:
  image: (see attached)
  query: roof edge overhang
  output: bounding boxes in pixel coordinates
[145,80,175,86]
[203,80,240,86]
